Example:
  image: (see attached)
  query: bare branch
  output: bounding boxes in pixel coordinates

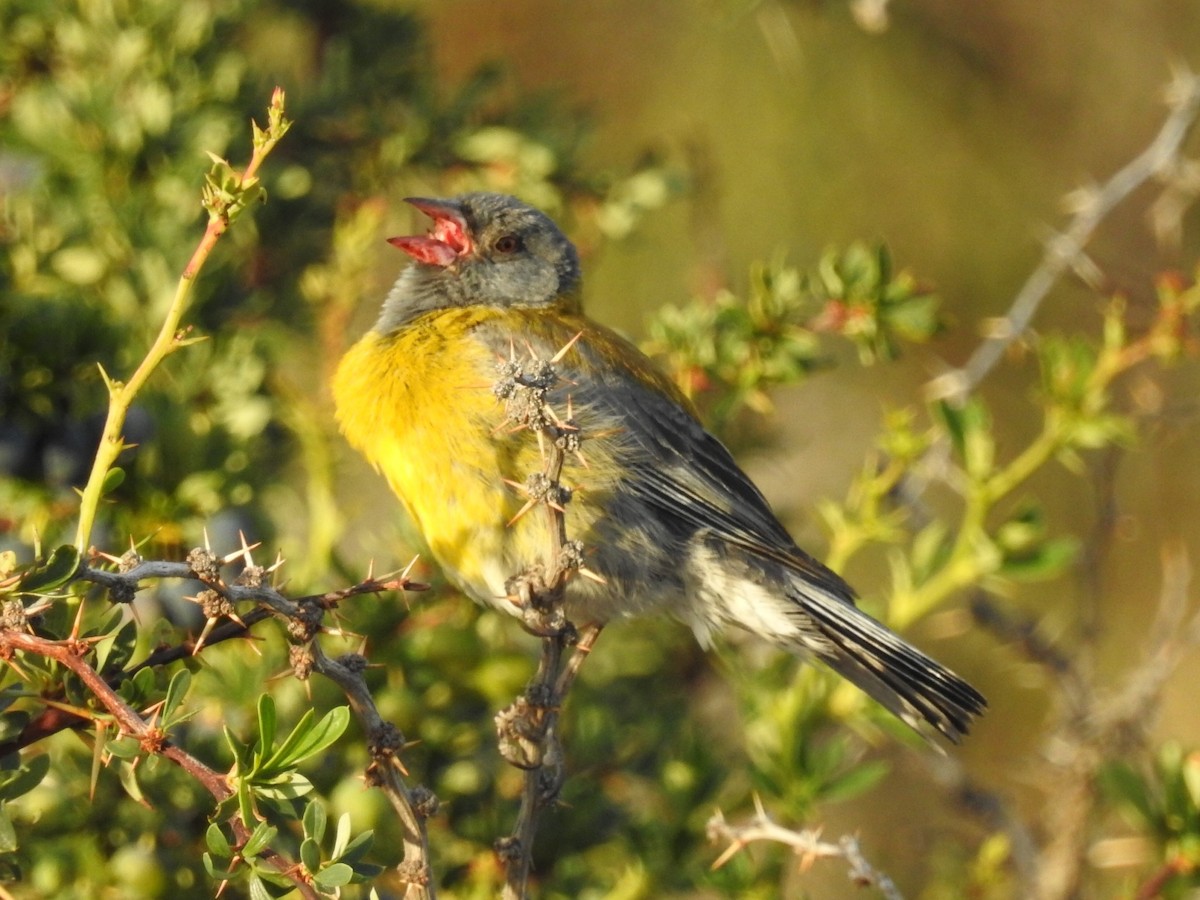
[1032,544,1196,900]
[707,796,903,899]
[927,69,1200,406]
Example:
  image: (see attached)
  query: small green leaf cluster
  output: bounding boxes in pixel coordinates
[222,695,349,825]
[740,654,890,813]
[817,281,1199,633]
[642,243,940,429]
[0,706,51,873]
[1102,743,1200,896]
[804,241,943,363]
[206,697,378,897]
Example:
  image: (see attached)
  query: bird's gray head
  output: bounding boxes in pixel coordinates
[373,192,582,333]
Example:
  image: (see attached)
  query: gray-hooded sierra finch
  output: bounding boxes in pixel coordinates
[333,192,986,741]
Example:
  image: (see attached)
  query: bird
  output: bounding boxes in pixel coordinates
[332,192,986,742]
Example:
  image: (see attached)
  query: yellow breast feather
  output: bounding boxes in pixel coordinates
[332,306,630,607]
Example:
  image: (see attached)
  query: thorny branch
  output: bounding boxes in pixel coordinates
[490,344,605,900]
[927,68,1200,406]
[74,88,291,552]
[924,78,1200,891]
[863,70,1200,627]
[4,541,421,752]
[707,795,903,900]
[0,628,318,899]
[2,540,434,897]
[310,645,436,900]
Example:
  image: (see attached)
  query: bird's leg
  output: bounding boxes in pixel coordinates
[505,563,577,639]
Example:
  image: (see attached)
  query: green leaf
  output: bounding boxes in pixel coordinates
[300,837,321,875]
[162,669,192,726]
[118,760,145,804]
[303,798,327,843]
[101,466,125,495]
[963,422,994,480]
[225,724,252,773]
[106,736,143,760]
[252,866,297,891]
[312,863,354,890]
[261,706,349,773]
[932,397,993,478]
[887,292,940,342]
[0,805,17,853]
[92,633,117,674]
[212,792,239,826]
[0,552,16,582]
[0,712,30,746]
[237,781,257,830]
[248,874,274,900]
[1069,413,1133,449]
[995,503,1045,553]
[332,811,352,859]
[0,753,50,802]
[120,666,157,708]
[107,619,138,673]
[203,853,237,882]
[1100,761,1158,827]
[254,773,313,800]
[1183,752,1200,810]
[254,693,277,767]
[18,545,81,593]
[335,829,375,866]
[242,822,277,858]
[819,759,890,803]
[350,861,385,881]
[206,823,233,861]
[932,400,967,464]
[254,703,312,775]
[0,687,23,717]
[92,617,136,674]
[910,521,951,584]
[999,536,1080,581]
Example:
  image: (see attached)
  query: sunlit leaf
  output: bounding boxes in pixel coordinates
[303,798,326,844]
[18,546,81,594]
[241,822,277,859]
[313,862,354,890]
[206,823,232,861]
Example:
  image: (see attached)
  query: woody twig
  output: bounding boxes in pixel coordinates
[491,343,604,900]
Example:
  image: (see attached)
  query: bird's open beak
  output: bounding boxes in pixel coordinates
[387,197,474,267]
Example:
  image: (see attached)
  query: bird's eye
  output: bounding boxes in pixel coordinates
[494,234,521,254]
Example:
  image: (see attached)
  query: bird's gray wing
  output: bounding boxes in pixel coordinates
[572,338,857,606]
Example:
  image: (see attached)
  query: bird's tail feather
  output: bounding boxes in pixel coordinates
[794,593,986,743]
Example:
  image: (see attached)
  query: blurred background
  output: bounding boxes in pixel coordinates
[3,0,1200,897]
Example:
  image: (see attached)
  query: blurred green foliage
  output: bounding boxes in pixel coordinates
[0,0,677,556]
[1,1,1199,899]
[642,243,941,430]
[1101,742,1200,898]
